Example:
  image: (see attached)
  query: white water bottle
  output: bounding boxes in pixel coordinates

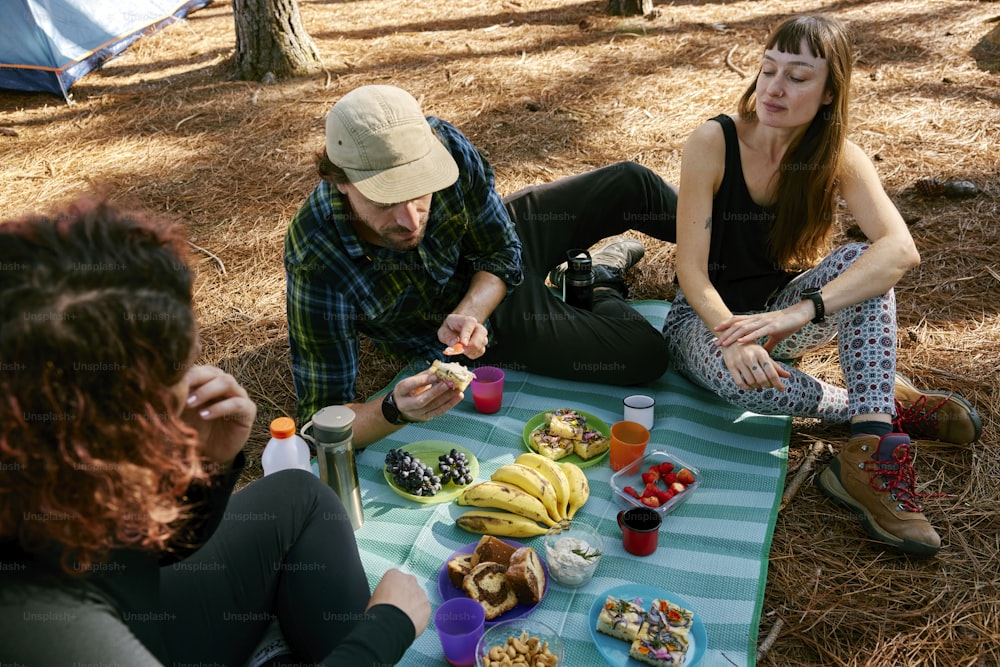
[261,417,311,475]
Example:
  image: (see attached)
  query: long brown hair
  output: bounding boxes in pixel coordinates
[0,198,208,575]
[738,15,854,269]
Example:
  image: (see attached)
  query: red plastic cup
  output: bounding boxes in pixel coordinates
[470,366,504,414]
[609,420,650,471]
[435,597,485,667]
[617,506,662,556]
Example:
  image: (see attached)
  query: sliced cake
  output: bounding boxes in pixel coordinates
[462,561,518,620]
[446,553,475,589]
[471,535,517,568]
[504,546,546,605]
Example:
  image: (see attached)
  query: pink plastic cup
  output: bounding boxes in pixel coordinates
[470,366,504,414]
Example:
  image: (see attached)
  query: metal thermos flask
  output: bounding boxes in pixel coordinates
[563,248,594,310]
[311,405,364,531]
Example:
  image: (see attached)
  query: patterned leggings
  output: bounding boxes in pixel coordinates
[663,243,896,423]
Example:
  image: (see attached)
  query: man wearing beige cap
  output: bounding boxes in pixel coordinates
[286,85,677,445]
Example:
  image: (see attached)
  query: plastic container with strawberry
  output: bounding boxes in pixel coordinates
[609,450,700,516]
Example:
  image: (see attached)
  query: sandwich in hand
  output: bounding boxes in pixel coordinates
[429,359,476,392]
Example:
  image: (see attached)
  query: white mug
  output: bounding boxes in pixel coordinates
[623,394,656,430]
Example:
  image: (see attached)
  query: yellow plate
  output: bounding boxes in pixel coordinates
[521,409,610,469]
[383,441,479,504]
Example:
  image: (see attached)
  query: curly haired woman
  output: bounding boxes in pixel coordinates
[0,198,429,665]
[665,15,981,556]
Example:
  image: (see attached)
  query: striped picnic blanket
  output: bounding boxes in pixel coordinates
[350,301,790,667]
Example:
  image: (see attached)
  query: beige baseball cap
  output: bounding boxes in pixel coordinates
[325,85,459,204]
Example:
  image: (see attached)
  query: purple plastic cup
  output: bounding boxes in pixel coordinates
[435,597,486,667]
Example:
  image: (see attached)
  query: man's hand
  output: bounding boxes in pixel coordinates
[439,314,488,359]
[180,365,256,467]
[393,369,466,423]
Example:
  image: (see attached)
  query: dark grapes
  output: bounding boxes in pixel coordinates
[385,449,442,497]
[438,448,473,486]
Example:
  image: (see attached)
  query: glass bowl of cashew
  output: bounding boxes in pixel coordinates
[475,618,563,667]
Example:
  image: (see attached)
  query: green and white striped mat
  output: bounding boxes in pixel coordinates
[350,301,790,667]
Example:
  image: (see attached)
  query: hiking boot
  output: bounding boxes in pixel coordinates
[893,374,982,445]
[816,433,941,557]
[548,236,645,289]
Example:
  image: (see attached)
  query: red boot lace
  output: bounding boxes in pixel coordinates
[863,443,946,512]
[893,394,949,440]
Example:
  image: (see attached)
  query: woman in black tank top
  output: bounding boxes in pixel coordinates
[663,15,980,557]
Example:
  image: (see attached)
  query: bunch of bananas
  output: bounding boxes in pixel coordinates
[456,452,590,537]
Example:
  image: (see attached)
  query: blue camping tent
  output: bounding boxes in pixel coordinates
[0,0,212,99]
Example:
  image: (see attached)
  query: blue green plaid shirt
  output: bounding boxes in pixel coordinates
[285,118,523,420]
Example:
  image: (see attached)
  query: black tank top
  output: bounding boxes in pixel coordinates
[708,114,795,312]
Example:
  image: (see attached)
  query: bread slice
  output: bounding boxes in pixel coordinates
[462,562,518,620]
[628,598,693,666]
[653,597,694,641]
[546,409,585,440]
[574,431,610,460]
[530,429,574,461]
[446,553,475,589]
[504,546,546,605]
[471,535,517,568]
[596,595,645,642]
[429,359,476,392]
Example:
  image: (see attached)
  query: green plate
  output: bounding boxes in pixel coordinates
[521,409,611,468]
[383,440,479,504]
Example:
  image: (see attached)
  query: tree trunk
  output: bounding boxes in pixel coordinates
[233,0,321,82]
[607,0,653,16]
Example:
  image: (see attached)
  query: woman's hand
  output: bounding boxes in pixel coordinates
[713,305,812,353]
[720,342,791,391]
[392,370,465,423]
[368,568,431,637]
[180,365,256,467]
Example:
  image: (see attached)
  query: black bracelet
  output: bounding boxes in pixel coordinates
[801,287,826,324]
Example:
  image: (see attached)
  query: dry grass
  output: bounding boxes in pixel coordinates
[2,0,998,663]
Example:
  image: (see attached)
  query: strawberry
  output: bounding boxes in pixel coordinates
[641,482,660,499]
[623,485,640,499]
[641,470,660,484]
[662,472,677,485]
[670,482,686,495]
[676,469,696,485]
[654,487,673,504]
[658,461,675,475]
[641,496,661,508]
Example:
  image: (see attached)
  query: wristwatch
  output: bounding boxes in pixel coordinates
[801,287,826,324]
[381,387,411,425]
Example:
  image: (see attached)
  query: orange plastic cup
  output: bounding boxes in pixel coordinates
[609,421,650,472]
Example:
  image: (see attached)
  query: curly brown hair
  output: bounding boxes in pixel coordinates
[0,197,208,575]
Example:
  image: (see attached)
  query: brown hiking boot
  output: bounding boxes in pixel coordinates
[893,374,982,445]
[816,433,941,557]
